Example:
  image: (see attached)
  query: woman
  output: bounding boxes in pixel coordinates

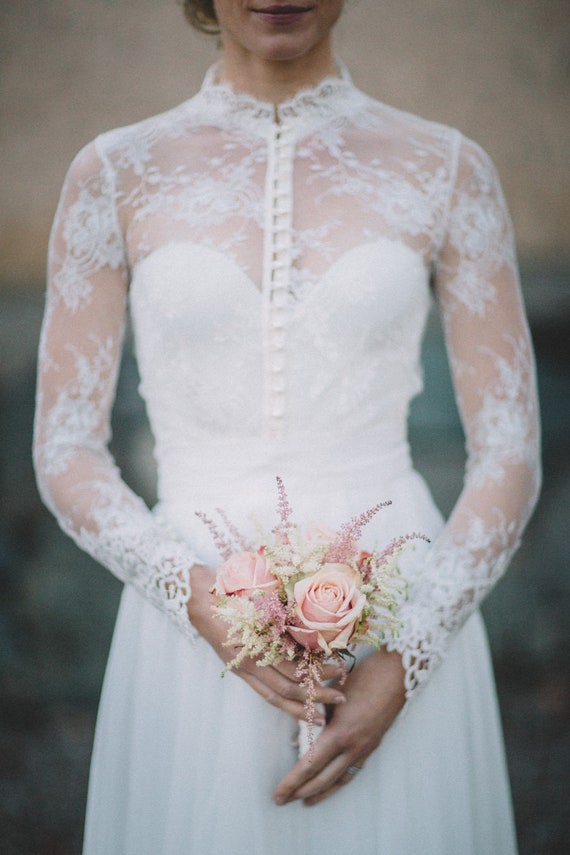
[34,1,541,852]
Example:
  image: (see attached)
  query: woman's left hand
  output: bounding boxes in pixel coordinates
[273,649,406,807]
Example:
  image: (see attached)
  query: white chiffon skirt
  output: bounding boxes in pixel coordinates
[82,459,518,855]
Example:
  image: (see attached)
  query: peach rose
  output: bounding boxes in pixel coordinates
[214,551,278,598]
[287,563,366,656]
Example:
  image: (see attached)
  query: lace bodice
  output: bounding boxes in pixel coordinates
[34,66,541,695]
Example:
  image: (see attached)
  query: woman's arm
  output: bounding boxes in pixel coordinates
[386,135,541,696]
[33,139,198,637]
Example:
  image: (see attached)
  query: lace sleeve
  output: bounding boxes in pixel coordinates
[387,136,541,697]
[33,139,198,640]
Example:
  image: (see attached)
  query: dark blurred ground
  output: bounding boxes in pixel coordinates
[1,267,569,855]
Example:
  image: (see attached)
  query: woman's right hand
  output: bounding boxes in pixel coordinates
[186,564,346,724]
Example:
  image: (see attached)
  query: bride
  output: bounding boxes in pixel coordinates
[33,1,540,853]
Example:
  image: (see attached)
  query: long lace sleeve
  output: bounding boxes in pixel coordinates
[388,137,541,697]
[33,140,198,640]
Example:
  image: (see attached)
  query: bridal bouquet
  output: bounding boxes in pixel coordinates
[197,478,425,750]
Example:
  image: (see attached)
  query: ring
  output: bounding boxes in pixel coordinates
[346,765,361,776]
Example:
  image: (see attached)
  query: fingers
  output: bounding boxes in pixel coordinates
[316,661,347,682]
[275,659,345,681]
[274,745,365,806]
[238,669,319,722]
[273,727,349,804]
[272,660,347,707]
[312,683,347,706]
[302,763,364,806]
[273,651,406,807]
[236,659,345,718]
[303,776,350,806]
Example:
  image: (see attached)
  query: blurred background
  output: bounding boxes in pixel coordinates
[1,1,568,852]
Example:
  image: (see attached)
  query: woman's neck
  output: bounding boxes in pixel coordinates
[217,39,337,103]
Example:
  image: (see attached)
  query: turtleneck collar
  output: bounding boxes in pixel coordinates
[193,61,362,138]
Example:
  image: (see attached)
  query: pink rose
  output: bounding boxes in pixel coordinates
[214,551,279,598]
[287,563,366,656]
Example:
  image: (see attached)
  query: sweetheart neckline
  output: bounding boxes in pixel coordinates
[130,237,428,316]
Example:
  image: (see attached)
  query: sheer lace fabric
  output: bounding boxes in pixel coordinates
[34,65,540,696]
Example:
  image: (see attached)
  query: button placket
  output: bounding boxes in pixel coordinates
[262,119,295,440]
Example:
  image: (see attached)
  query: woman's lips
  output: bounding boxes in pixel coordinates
[252,5,315,26]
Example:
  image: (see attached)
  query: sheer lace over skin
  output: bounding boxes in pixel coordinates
[33,64,540,699]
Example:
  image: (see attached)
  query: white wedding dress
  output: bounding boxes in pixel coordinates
[34,65,540,854]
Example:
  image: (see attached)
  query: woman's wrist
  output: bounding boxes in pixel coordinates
[186,563,216,630]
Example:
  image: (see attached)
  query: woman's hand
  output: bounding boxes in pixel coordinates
[273,648,406,806]
[186,564,347,723]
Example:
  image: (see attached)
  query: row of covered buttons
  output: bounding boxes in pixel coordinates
[266,120,295,437]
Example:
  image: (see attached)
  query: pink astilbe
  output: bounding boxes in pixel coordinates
[272,476,293,544]
[324,501,392,564]
[194,511,235,561]
[376,531,430,565]
[215,507,252,553]
[250,592,299,667]
[195,509,251,560]
[294,650,347,756]
[253,591,288,634]
[295,651,323,755]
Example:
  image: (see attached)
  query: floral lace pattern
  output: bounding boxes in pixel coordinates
[34,66,540,694]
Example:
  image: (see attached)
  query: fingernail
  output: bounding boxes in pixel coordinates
[332,695,346,704]
[274,795,285,805]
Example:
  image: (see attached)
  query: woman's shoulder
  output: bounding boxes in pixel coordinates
[355,88,460,146]
[65,91,204,182]
[99,94,203,161]
[354,87,498,178]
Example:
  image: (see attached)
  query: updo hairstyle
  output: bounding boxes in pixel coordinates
[182,0,220,34]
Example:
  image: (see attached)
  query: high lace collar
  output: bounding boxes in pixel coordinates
[195,61,363,138]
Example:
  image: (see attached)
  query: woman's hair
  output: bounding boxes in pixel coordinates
[182,0,220,34]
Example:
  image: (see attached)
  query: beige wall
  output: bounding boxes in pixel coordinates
[1,0,569,285]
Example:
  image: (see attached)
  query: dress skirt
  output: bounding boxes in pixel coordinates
[82,458,518,855]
